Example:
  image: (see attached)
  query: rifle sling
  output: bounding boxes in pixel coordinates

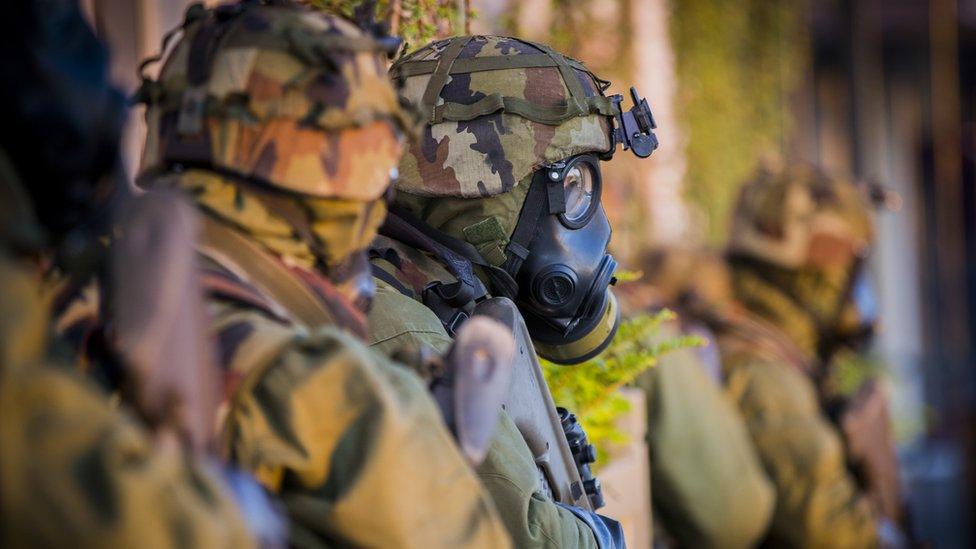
[197,214,336,329]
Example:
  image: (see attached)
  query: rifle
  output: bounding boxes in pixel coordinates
[432,315,516,465]
[107,189,220,455]
[474,297,595,511]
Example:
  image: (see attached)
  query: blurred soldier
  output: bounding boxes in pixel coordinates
[0,1,252,546]
[127,2,510,547]
[616,249,775,548]
[707,163,902,546]
[367,35,659,548]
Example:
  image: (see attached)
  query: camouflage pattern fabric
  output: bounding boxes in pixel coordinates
[0,164,253,549]
[726,163,882,361]
[391,35,613,198]
[719,162,885,546]
[50,177,512,546]
[161,169,387,269]
[626,240,881,546]
[367,235,600,548]
[140,2,407,199]
[195,216,511,548]
[0,355,254,549]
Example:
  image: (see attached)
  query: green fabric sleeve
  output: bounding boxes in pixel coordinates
[366,279,456,357]
[640,335,775,548]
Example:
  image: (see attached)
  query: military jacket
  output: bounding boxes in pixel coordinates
[711,309,879,548]
[636,320,775,548]
[0,162,253,549]
[51,196,511,547]
[368,234,601,549]
[191,211,510,548]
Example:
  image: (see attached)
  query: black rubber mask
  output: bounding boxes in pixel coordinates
[504,154,620,364]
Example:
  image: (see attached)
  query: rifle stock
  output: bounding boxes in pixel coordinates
[474,297,593,511]
[108,189,220,455]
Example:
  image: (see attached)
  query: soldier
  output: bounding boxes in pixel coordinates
[615,249,776,548]
[367,35,659,548]
[127,2,511,547]
[0,1,252,546]
[703,163,903,546]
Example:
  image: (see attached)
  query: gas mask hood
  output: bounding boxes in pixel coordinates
[502,154,620,364]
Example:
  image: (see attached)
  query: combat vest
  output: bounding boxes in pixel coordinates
[368,211,607,513]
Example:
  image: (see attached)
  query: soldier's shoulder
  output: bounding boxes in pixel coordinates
[369,234,457,300]
[722,345,822,422]
[367,277,453,357]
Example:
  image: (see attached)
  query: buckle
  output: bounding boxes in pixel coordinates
[445,310,469,337]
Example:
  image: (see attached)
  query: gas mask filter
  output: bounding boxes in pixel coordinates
[503,154,620,364]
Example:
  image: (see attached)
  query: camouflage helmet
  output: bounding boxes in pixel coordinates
[390,35,618,198]
[727,163,876,272]
[138,0,409,201]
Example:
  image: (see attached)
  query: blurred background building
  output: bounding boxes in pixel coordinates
[81,0,976,544]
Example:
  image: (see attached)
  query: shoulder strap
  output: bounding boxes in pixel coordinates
[197,214,337,329]
[383,205,519,300]
[710,308,816,377]
[198,256,289,322]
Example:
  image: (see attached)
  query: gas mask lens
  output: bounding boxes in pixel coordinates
[557,156,601,229]
[563,164,595,224]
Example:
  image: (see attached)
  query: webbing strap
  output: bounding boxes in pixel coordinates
[197,214,336,329]
[433,94,618,126]
[395,54,571,77]
[529,41,589,115]
[421,36,474,124]
[399,36,619,126]
[502,174,549,277]
[383,206,519,300]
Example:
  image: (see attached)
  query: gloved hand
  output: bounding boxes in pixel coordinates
[557,502,627,549]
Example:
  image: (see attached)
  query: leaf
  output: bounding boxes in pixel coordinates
[542,310,703,469]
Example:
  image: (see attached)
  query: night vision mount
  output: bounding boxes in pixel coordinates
[609,87,659,159]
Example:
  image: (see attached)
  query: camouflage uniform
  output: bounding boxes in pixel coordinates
[368,35,638,548]
[705,164,896,547]
[126,4,510,547]
[616,263,775,549]
[0,150,253,548]
[0,2,254,544]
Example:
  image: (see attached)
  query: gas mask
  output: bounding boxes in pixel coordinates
[503,154,619,364]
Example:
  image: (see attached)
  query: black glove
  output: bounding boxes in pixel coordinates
[557,502,627,549]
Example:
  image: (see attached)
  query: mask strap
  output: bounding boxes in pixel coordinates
[501,172,553,277]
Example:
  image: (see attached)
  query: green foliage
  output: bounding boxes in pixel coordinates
[308,0,466,47]
[670,0,809,243]
[824,349,885,400]
[543,310,705,468]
